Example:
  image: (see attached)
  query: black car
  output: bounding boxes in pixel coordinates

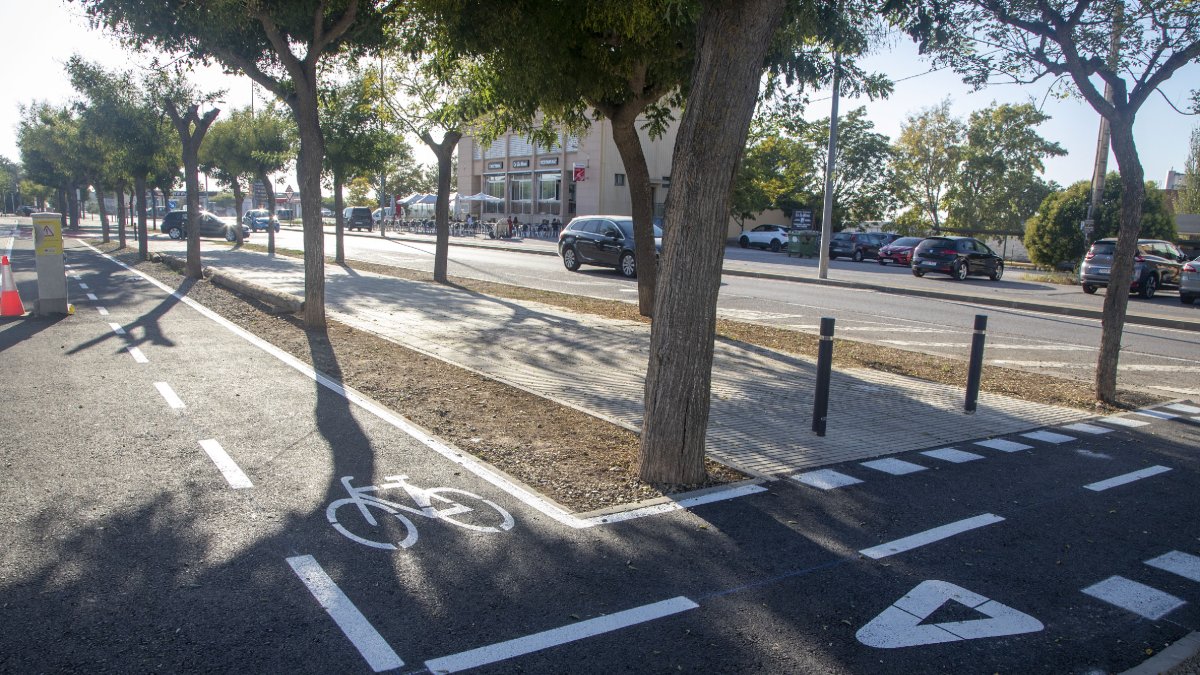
[16,205,36,216]
[911,236,1004,281]
[558,215,662,278]
[829,232,894,261]
[344,206,373,232]
[160,209,249,241]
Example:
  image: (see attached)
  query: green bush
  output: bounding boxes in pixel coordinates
[1024,173,1176,268]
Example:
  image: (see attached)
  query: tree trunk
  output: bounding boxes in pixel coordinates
[609,107,657,318]
[1094,119,1144,403]
[116,186,127,249]
[334,171,346,265]
[426,130,462,284]
[67,188,80,230]
[260,170,277,256]
[287,71,327,329]
[135,175,149,261]
[57,188,67,230]
[98,188,110,243]
[167,104,221,279]
[638,0,787,484]
[232,180,245,246]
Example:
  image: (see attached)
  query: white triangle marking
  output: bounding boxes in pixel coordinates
[857,580,1043,648]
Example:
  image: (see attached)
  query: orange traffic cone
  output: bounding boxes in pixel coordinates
[1,255,26,317]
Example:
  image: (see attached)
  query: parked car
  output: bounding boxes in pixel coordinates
[1079,238,1188,299]
[343,206,373,231]
[16,205,36,216]
[321,208,333,218]
[911,236,1004,281]
[372,207,396,225]
[241,209,280,233]
[160,210,249,241]
[558,215,662,278]
[877,236,924,266]
[738,224,792,252]
[1180,257,1199,305]
[829,232,895,262]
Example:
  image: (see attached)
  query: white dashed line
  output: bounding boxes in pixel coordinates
[198,439,253,489]
[1081,576,1184,620]
[1084,466,1172,492]
[78,282,89,290]
[287,555,404,672]
[154,382,185,409]
[859,514,1005,560]
[1019,431,1076,444]
[1060,423,1112,435]
[1098,415,1150,428]
[973,438,1032,453]
[86,292,98,301]
[425,597,698,674]
[96,306,109,316]
[860,458,927,475]
[1145,551,1200,583]
[920,448,984,463]
[108,322,126,335]
[127,346,148,363]
[1163,403,1200,414]
[791,469,863,490]
[1133,408,1179,420]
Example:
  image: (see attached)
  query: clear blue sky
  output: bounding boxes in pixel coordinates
[2,2,1197,191]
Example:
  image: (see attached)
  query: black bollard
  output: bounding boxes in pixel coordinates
[965,314,988,413]
[813,317,835,436]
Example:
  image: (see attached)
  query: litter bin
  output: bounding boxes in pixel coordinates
[788,230,819,258]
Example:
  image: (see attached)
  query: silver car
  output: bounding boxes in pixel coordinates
[1079,238,1189,299]
[1181,256,1199,305]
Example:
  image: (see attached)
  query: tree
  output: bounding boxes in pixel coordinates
[1178,127,1200,215]
[892,98,962,233]
[945,102,1065,234]
[800,106,896,229]
[0,157,21,214]
[245,105,297,256]
[200,112,256,242]
[17,104,84,229]
[892,0,1200,403]
[81,0,400,328]
[1025,175,1175,268]
[731,93,817,226]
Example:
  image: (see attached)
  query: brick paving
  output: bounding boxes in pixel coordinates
[202,249,1090,476]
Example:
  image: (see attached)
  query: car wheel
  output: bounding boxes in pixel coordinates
[912,268,925,277]
[619,252,637,278]
[1138,274,1157,299]
[954,260,968,280]
[989,261,1004,281]
[878,258,888,266]
[739,236,749,249]
[1081,283,1097,294]
[852,249,864,262]
[1180,293,1195,305]
[168,227,183,240]
[225,228,236,242]
[769,239,781,253]
[562,247,581,272]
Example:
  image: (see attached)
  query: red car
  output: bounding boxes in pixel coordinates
[877,237,924,266]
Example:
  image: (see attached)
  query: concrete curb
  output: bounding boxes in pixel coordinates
[1121,631,1200,675]
[152,253,303,314]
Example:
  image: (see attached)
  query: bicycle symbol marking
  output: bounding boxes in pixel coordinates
[326,475,515,551]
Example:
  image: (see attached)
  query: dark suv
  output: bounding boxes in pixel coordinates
[558,215,662,278]
[160,210,249,241]
[344,206,373,232]
[1079,238,1188,298]
[829,232,895,261]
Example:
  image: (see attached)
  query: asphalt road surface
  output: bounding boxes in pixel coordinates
[3,233,1199,673]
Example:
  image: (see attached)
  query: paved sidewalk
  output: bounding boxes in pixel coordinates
[185,247,1088,476]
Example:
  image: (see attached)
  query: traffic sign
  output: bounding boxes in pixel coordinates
[856,580,1043,648]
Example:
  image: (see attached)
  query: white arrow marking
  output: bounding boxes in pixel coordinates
[857,580,1043,649]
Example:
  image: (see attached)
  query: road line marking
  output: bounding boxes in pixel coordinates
[198,439,253,489]
[792,469,863,490]
[96,306,109,316]
[860,458,927,475]
[1133,408,1179,420]
[127,346,148,363]
[85,292,98,301]
[1060,423,1112,435]
[859,514,1005,560]
[920,448,984,463]
[424,597,698,673]
[108,322,126,335]
[1081,576,1184,620]
[988,360,1076,368]
[1163,403,1200,414]
[1098,415,1150,428]
[78,282,89,290]
[1020,430,1076,444]
[1122,365,1200,372]
[154,382,185,409]
[286,555,403,672]
[973,439,1032,453]
[1146,551,1200,583]
[581,484,768,526]
[1084,466,1172,492]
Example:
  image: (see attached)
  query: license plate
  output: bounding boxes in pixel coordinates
[922,261,937,267]
[1092,266,1110,274]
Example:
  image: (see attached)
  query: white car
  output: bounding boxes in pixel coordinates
[738,224,792,252]
[1181,255,1199,305]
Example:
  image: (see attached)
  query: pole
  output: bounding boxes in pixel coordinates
[812,317,835,436]
[817,51,841,280]
[965,314,988,413]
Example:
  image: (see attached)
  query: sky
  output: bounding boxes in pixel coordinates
[1,1,1197,194]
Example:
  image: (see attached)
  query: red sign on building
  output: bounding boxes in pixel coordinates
[572,166,586,182]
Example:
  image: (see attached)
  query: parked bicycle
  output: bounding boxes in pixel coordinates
[326,475,515,551]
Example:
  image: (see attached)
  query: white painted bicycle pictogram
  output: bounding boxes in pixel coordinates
[326,475,515,550]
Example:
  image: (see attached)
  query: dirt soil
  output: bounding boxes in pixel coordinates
[95,240,1164,514]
